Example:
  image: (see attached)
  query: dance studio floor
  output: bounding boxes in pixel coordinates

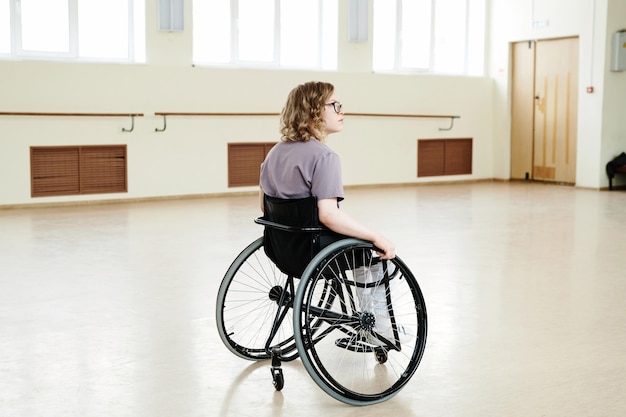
[1,181,625,417]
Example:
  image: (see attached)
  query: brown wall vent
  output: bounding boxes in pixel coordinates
[228,142,276,187]
[30,145,127,197]
[418,138,472,177]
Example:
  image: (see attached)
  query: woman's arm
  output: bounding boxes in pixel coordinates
[259,188,265,213]
[317,198,395,259]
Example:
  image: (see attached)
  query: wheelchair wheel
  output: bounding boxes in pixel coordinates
[216,237,299,361]
[293,239,427,406]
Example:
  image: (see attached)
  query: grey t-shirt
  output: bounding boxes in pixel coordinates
[260,139,344,202]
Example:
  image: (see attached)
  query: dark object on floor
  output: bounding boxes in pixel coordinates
[606,152,626,190]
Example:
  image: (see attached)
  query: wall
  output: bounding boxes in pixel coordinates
[601,0,626,186]
[0,1,494,207]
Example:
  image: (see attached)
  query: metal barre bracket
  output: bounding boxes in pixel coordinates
[122,114,136,132]
[438,116,459,131]
[155,115,167,132]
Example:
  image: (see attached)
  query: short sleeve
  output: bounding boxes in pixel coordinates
[310,152,344,202]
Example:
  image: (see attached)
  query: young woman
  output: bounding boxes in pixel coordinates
[259,81,395,260]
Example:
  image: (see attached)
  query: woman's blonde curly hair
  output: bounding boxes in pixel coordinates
[280,81,334,143]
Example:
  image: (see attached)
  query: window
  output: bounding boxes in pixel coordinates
[0,1,10,53]
[193,0,338,70]
[373,0,485,75]
[0,0,145,62]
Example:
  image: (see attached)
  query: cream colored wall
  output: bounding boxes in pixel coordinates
[576,0,608,188]
[600,0,626,187]
[0,0,495,207]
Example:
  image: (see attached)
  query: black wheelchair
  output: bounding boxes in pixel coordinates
[216,195,427,406]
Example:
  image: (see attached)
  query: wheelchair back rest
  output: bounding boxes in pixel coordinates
[261,195,322,277]
[263,195,320,228]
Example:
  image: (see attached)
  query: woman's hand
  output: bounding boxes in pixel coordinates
[372,235,396,260]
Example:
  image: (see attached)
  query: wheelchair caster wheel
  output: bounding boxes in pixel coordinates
[270,347,284,391]
[374,348,388,364]
[271,368,284,391]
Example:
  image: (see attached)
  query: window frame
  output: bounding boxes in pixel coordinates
[2,0,142,63]
[192,0,336,71]
[374,0,484,76]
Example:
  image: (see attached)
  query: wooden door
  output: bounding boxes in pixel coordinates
[510,37,578,184]
[533,38,578,183]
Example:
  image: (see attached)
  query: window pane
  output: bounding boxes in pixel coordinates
[320,0,337,70]
[193,0,230,63]
[433,0,466,74]
[467,0,485,75]
[192,0,335,69]
[238,0,274,62]
[133,0,146,62]
[0,0,10,53]
[372,0,396,71]
[78,0,129,59]
[281,0,318,68]
[20,0,69,52]
[401,0,431,69]
[374,0,483,75]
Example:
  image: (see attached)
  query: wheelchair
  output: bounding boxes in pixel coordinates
[216,195,427,406]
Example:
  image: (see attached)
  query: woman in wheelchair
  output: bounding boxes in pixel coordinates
[259,81,395,261]
[216,81,427,405]
[259,81,396,340]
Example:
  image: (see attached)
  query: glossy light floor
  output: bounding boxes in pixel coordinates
[2,182,626,417]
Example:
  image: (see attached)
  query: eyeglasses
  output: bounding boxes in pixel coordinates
[325,101,343,114]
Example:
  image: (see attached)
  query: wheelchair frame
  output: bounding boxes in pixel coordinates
[216,215,427,406]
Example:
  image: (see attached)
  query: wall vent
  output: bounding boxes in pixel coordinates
[30,145,127,197]
[417,138,472,177]
[228,143,275,187]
